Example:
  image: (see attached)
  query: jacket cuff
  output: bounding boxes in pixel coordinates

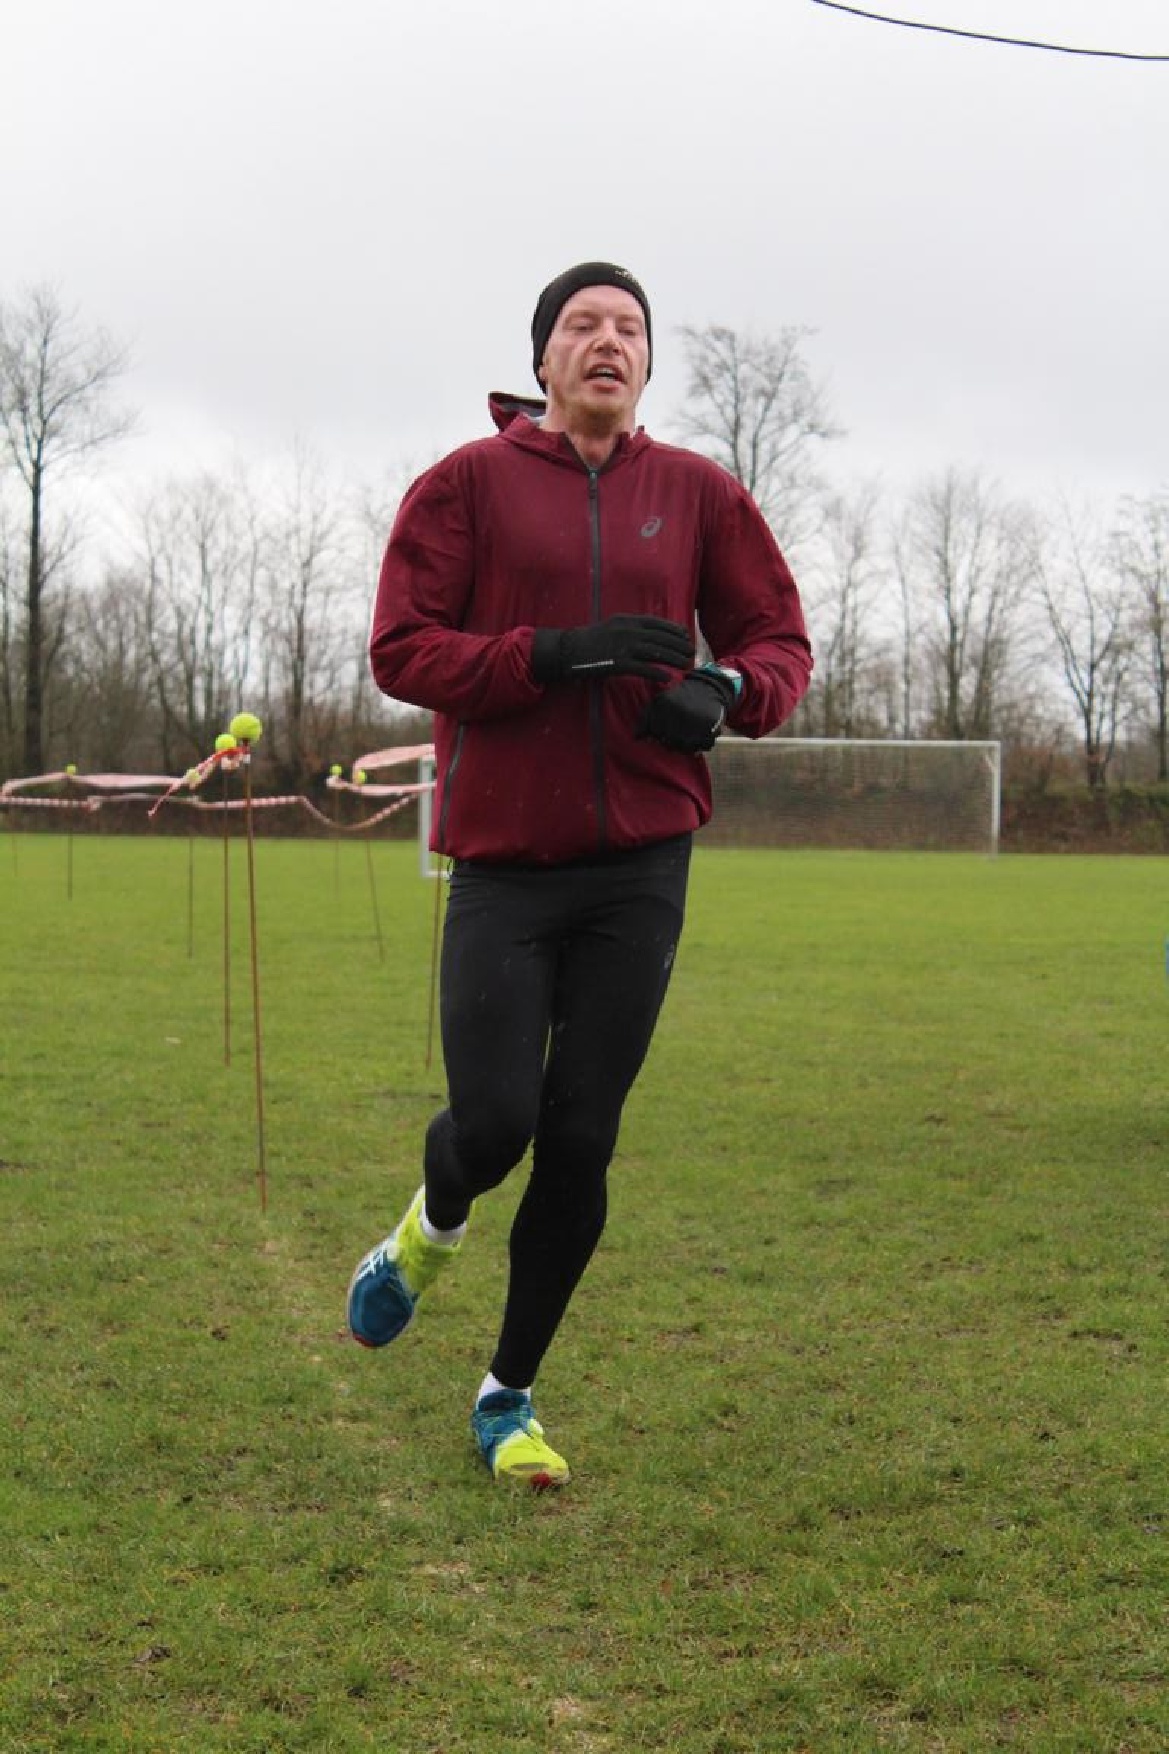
[694,665,740,712]
[530,628,564,684]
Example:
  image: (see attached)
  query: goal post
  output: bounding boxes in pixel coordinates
[418,751,438,876]
[703,737,1002,855]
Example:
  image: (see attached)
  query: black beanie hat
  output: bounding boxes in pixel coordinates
[531,261,653,388]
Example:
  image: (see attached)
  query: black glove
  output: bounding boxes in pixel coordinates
[532,615,695,684]
[638,669,738,753]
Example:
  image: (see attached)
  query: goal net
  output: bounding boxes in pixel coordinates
[703,737,1002,854]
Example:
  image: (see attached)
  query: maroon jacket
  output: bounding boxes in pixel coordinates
[370,397,812,863]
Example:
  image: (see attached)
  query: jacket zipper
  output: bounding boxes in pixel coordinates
[442,460,610,857]
[587,467,608,851]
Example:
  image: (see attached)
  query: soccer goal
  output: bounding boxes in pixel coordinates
[703,737,1002,855]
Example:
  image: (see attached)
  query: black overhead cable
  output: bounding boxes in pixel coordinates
[810,0,1169,62]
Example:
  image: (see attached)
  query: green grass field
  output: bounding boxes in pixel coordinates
[1,832,1166,1753]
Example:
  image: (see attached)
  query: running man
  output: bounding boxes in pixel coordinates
[348,261,812,1486]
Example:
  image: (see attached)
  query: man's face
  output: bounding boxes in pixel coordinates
[539,285,649,430]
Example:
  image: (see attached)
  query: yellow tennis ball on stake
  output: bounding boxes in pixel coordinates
[355,768,367,785]
[215,733,236,753]
[66,763,77,776]
[330,763,343,777]
[230,712,263,745]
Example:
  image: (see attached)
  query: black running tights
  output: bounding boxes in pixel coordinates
[422,835,691,1389]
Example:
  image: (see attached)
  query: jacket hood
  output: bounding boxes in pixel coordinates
[488,391,546,431]
[486,391,650,464]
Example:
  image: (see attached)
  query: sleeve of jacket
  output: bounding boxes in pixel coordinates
[369,453,544,721]
[695,469,813,738]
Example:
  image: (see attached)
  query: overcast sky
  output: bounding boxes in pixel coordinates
[5,0,1166,518]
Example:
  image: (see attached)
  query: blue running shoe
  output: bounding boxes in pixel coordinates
[347,1186,467,1348]
[471,1389,570,1489]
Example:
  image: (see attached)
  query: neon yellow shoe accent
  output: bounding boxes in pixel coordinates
[394,1187,467,1297]
[471,1390,570,1489]
[347,1187,468,1348]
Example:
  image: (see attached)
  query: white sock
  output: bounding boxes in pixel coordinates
[477,1371,532,1406]
[420,1206,466,1247]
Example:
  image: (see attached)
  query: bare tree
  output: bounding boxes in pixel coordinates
[260,444,354,788]
[138,469,261,769]
[896,469,1035,740]
[126,457,401,785]
[672,324,841,553]
[353,464,412,560]
[64,570,159,772]
[0,489,18,773]
[0,286,134,773]
[1038,501,1134,789]
[347,463,435,747]
[802,481,884,735]
[1113,490,1169,779]
[889,517,920,738]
